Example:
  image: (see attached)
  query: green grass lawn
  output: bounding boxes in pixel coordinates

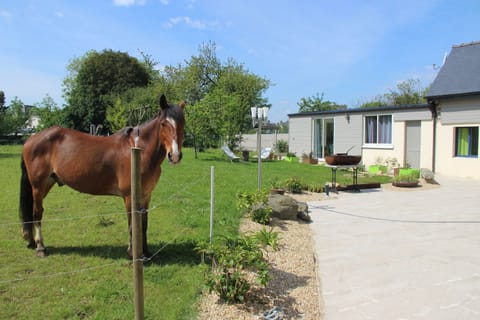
[0,144,389,319]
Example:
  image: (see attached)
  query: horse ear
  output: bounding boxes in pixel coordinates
[159,94,168,110]
[179,100,185,110]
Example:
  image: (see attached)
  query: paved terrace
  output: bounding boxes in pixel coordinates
[309,175,480,319]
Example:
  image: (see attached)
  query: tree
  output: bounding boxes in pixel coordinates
[164,42,270,157]
[297,92,347,113]
[33,95,65,131]
[63,49,151,132]
[359,78,428,108]
[100,42,271,155]
[0,91,5,108]
[0,97,30,135]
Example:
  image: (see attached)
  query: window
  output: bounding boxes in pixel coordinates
[365,115,392,144]
[455,127,478,157]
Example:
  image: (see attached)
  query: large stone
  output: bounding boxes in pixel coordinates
[268,194,299,220]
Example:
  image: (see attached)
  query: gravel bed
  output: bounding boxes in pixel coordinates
[196,212,325,320]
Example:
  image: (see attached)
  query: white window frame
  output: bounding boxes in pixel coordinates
[363,114,393,149]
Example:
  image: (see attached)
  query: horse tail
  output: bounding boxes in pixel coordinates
[19,156,33,240]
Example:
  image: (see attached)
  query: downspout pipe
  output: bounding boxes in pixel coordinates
[428,100,438,173]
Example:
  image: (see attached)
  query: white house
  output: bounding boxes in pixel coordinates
[288,41,480,179]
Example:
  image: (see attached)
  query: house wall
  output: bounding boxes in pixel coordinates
[434,97,480,178]
[435,122,480,179]
[288,117,312,156]
[361,108,433,170]
[333,114,363,155]
[440,96,480,124]
[362,121,404,168]
[420,120,434,170]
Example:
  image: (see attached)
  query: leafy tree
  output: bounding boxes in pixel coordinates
[100,42,271,156]
[0,91,5,108]
[63,49,151,132]
[106,81,178,131]
[0,97,30,135]
[297,92,347,113]
[33,95,65,131]
[165,42,270,157]
[359,78,428,108]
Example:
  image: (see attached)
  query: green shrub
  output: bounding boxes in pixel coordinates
[284,176,304,194]
[250,206,272,225]
[393,174,419,183]
[255,227,279,251]
[307,183,323,193]
[237,190,272,224]
[197,232,275,303]
[274,139,288,153]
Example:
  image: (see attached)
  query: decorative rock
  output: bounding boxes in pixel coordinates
[420,168,435,181]
[297,211,312,222]
[296,201,311,222]
[297,201,308,214]
[268,194,299,220]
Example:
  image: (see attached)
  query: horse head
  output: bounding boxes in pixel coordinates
[159,94,185,164]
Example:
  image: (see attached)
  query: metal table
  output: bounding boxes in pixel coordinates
[325,164,360,192]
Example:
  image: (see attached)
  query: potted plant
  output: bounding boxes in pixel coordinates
[392,173,419,188]
[284,152,297,163]
[301,152,318,164]
[385,157,400,176]
[368,157,388,175]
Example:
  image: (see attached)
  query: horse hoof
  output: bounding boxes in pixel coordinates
[36,249,47,258]
[27,242,36,249]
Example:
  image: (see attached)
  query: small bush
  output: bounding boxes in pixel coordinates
[274,139,288,153]
[237,190,272,224]
[393,174,418,183]
[255,227,279,251]
[197,232,276,303]
[284,176,304,194]
[250,206,272,225]
[307,184,323,193]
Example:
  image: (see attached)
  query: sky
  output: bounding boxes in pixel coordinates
[1,0,480,123]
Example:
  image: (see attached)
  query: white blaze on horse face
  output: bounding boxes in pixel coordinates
[166,117,180,162]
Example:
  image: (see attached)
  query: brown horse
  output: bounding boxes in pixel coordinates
[19,94,185,258]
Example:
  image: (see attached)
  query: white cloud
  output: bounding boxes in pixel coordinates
[159,0,169,5]
[0,10,12,20]
[112,0,146,7]
[55,11,64,18]
[165,16,218,30]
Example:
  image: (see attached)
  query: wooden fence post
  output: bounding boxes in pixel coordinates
[131,147,144,320]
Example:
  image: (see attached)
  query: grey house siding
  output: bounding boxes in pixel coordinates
[440,96,480,124]
[333,114,363,155]
[288,104,431,161]
[392,109,432,122]
[288,117,312,156]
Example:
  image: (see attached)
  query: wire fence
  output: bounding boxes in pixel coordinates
[0,174,212,285]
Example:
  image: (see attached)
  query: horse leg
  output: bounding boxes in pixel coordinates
[32,189,47,257]
[31,180,54,258]
[141,204,152,258]
[124,196,133,258]
[124,197,152,259]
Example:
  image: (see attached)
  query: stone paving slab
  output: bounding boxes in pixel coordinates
[309,175,480,319]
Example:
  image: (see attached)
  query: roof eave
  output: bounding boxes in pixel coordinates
[288,103,430,118]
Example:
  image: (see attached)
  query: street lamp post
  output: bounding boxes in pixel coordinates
[251,106,269,190]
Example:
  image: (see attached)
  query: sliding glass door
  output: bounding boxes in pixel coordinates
[313,118,334,158]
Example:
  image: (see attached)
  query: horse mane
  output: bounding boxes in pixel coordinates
[160,103,185,124]
[112,102,184,140]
